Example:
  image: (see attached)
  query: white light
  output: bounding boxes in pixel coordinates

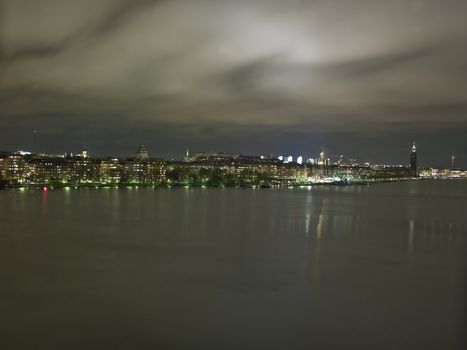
[297,156,303,165]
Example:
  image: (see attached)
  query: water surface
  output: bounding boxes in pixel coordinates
[1,181,466,349]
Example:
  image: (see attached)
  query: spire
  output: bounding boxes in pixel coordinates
[410,142,418,178]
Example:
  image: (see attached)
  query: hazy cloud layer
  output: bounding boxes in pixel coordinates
[1,0,467,164]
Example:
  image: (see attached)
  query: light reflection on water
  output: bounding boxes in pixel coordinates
[0,181,466,349]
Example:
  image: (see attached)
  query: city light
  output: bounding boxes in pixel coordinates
[0,145,465,190]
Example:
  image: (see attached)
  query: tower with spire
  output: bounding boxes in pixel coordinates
[410,142,417,178]
[318,147,326,166]
[184,148,192,162]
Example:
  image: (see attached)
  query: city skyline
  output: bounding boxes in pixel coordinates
[1,0,467,167]
[2,141,465,191]
[0,137,463,169]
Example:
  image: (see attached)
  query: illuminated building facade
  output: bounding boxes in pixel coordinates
[2,153,27,184]
[99,158,122,184]
[0,153,7,180]
[27,158,71,184]
[70,157,96,184]
[121,159,166,184]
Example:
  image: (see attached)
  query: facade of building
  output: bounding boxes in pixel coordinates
[121,159,165,184]
[2,153,27,184]
[0,153,8,180]
[27,158,71,184]
[70,157,97,184]
[99,158,122,184]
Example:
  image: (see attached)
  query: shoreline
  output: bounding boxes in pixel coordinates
[2,178,465,191]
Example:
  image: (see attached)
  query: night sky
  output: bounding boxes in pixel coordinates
[1,0,467,167]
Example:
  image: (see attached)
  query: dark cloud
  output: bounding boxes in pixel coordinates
[0,0,165,62]
[92,0,164,36]
[1,0,467,165]
[321,44,441,78]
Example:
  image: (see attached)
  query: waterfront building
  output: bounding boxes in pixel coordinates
[27,157,71,184]
[2,153,26,184]
[275,164,307,184]
[99,158,122,184]
[121,158,165,184]
[146,160,166,184]
[0,153,7,180]
[71,157,97,184]
[122,159,145,183]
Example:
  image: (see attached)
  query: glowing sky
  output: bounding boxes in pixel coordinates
[1,0,467,165]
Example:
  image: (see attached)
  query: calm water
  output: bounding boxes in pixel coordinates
[0,181,466,349]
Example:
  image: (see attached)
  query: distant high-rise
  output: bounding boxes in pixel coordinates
[136,144,149,160]
[318,147,326,166]
[410,142,417,177]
